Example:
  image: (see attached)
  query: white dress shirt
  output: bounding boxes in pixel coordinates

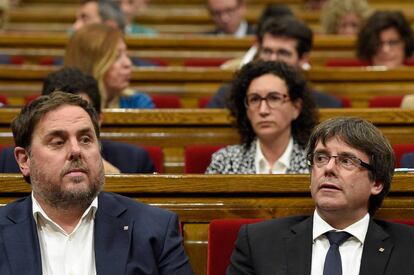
[234,20,248,38]
[32,194,98,275]
[255,138,293,174]
[311,210,370,275]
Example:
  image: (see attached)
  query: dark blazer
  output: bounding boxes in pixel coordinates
[401,152,414,168]
[206,84,343,108]
[0,140,155,174]
[206,22,255,36]
[227,216,414,275]
[0,192,193,275]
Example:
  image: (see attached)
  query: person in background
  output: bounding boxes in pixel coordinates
[206,61,318,174]
[304,0,327,10]
[206,0,254,37]
[0,67,156,174]
[73,0,125,32]
[221,4,294,69]
[117,0,157,35]
[357,10,414,69]
[321,0,370,35]
[64,23,154,108]
[208,16,343,108]
[0,92,193,274]
[227,117,414,274]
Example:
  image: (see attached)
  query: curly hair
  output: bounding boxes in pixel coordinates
[357,10,414,61]
[228,60,318,148]
[321,0,370,34]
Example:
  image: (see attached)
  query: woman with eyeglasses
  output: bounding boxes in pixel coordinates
[357,11,414,69]
[206,60,318,174]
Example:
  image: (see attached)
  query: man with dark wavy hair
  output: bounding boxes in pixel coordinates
[227,117,414,275]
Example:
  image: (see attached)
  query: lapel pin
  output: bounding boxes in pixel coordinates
[379,247,385,252]
[123,226,129,231]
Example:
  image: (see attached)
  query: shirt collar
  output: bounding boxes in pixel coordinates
[312,209,370,244]
[32,193,98,225]
[255,137,293,174]
[234,20,248,38]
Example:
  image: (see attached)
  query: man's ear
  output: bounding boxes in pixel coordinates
[371,180,384,196]
[14,146,30,177]
[298,52,311,70]
[98,113,104,128]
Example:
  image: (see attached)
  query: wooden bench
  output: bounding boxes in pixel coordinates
[1,173,414,274]
[0,34,355,67]
[1,108,414,173]
[7,2,414,34]
[1,65,414,107]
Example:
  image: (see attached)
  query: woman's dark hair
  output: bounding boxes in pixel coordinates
[357,10,414,61]
[228,60,318,148]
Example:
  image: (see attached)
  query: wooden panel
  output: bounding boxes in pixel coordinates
[1,108,414,172]
[2,65,414,107]
[0,34,354,66]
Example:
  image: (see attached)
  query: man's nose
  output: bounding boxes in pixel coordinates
[69,140,81,159]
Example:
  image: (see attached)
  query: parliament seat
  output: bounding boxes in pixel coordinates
[393,144,414,167]
[207,219,265,275]
[142,146,164,173]
[184,145,223,173]
[368,95,404,108]
[151,95,182,108]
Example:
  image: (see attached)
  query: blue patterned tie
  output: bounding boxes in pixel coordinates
[323,231,351,275]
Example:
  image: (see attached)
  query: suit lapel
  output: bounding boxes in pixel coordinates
[2,197,42,275]
[94,193,133,275]
[359,219,393,275]
[285,217,313,275]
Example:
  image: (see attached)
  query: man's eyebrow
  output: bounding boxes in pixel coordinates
[44,129,67,138]
[314,149,328,154]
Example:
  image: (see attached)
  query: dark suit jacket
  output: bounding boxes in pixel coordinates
[0,192,193,275]
[206,22,255,36]
[0,140,155,174]
[401,152,414,168]
[206,84,342,108]
[227,215,414,275]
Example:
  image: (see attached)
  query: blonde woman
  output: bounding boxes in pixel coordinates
[64,23,154,108]
[321,0,370,35]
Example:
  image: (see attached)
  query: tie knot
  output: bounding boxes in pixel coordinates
[325,231,351,246]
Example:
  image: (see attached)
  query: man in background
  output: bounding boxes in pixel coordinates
[73,0,125,31]
[206,0,254,37]
[208,16,342,108]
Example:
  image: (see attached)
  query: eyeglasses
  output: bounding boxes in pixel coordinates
[379,39,402,49]
[245,92,290,109]
[259,47,294,60]
[308,152,373,171]
[209,3,241,19]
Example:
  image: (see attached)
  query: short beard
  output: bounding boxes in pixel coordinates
[30,158,105,211]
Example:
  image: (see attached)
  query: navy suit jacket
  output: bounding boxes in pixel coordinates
[0,192,193,275]
[227,215,414,275]
[206,84,343,108]
[0,140,155,174]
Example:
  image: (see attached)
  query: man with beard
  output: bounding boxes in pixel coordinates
[0,92,193,275]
